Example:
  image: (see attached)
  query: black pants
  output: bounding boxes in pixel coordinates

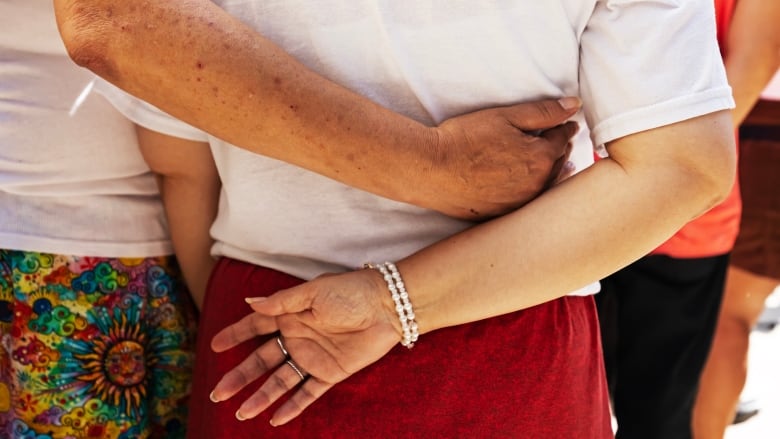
[595,254,729,439]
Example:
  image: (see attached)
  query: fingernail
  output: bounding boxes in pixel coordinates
[209,391,220,402]
[269,418,278,427]
[245,296,267,304]
[558,97,581,110]
[236,410,247,421]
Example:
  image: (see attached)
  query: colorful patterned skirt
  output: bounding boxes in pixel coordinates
[0,250,198,439]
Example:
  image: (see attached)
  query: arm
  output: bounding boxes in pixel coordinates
[210,109,736,424]
[724,0,780,125]
[137,126,220,309]
[53,0,580,220]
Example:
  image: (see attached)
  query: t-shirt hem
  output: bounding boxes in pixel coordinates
[0,233,174,258]
[590,87,735,147]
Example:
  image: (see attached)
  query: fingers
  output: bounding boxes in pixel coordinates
[213,336,333,426]
[245,284,318,315]
[504,97,582,131]
[540,121,579,156]
[546,152,576,189]
[211,312,278,352]
[542,123,578,189]
[211,337,287,403]
[212,281,327,353]
[234,359,312,421]
[524,121,577,172]
[270,377,332,426]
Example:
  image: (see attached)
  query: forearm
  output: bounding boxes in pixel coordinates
[136,127,220,309]
[395,111,736,333]
[54,0,436,206]
[161,175,219,309]
[725,0,780,125]
[54,1,584,220]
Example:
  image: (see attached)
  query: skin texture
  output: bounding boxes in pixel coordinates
[52,0,581,220]
[693,1,780,437]
[54,0,737,428]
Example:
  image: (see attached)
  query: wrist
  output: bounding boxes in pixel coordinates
[397,125,464,215]
[390,125,440,204]
[364,265,405,338]
[365,262,420,348]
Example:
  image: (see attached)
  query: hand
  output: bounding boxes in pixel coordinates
[423,97,580,220]
[209,269,400,426]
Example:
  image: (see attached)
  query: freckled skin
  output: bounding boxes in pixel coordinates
[54,0,579,219]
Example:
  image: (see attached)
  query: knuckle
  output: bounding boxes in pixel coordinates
[270,371,289,391]
[234,367,252,388]
[250,349,272,373]
[297,382,318,402]
[536,102,557,121]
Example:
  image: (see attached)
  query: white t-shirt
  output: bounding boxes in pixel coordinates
[103,0,734,289]
[0,0,172,257]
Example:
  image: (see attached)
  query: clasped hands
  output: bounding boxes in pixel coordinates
[208,97,582,425]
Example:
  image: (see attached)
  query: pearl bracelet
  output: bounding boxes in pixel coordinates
[367,262,419,348]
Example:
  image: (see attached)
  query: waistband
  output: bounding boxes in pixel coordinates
[740,125,780,141]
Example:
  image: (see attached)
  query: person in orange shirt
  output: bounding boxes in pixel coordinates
[693,1,780,437]
[597,1,780,438]
[595,1,760,438]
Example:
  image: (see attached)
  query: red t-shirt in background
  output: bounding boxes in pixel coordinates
[650,0,741,258]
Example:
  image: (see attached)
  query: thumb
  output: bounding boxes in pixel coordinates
[504,97,581,131]
[244,283,316,315]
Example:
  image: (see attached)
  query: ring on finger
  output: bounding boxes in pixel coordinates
[285,358,307,382]
[276,335,290,359]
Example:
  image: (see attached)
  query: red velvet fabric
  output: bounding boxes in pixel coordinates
[187,258,613,438]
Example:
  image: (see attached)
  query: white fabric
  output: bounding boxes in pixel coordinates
[0,0,172,257]
[102,0,733,295]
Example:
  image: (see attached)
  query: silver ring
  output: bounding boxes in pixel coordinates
[285,359,306,382]
[276,335,290,359]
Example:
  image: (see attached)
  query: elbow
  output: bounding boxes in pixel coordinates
[654,110,737,217]
[54,2,117,79]
[701,150,736,209]
[689,124,738,213]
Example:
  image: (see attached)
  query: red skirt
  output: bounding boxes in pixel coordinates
[187,258,612,439]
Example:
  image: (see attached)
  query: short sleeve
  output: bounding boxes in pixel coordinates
[579,0,735,147]
[94,78,210,142]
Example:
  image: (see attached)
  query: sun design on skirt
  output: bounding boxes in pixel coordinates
[55,307,158,418]
[76,329,149,413]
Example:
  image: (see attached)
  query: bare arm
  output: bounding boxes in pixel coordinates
[53,0,580,220]
[137,126,220,309]
[725,0,780,125]
[210,109,737,424]
[402,111,734,328]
